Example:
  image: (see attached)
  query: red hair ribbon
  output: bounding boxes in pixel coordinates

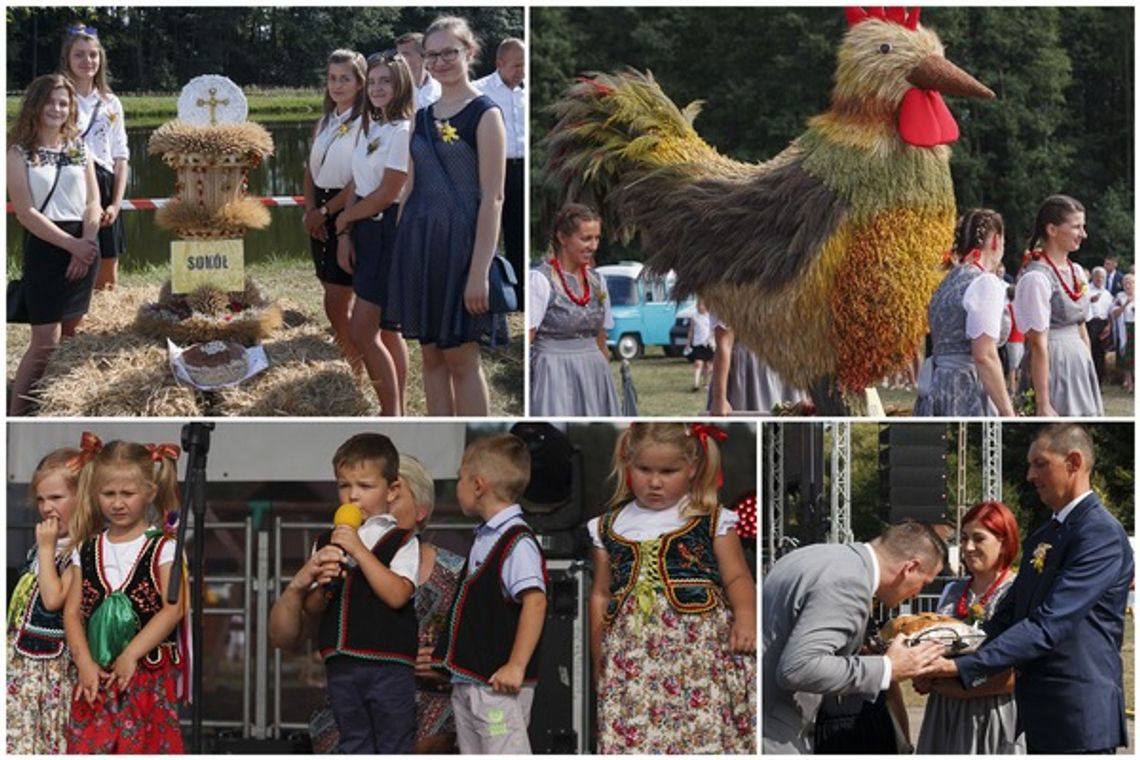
[689,423,727,448]
[146,443,182,462]
[66,431,103,470]
[689,423,727,488]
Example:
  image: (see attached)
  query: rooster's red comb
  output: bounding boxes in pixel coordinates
[846,7,921,30]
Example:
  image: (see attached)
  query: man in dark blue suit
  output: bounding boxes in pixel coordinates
[929,423,1133,753]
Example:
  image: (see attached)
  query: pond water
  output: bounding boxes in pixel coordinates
[7,120,317,270]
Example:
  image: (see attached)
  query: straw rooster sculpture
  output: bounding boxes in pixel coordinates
[543,7,994,412]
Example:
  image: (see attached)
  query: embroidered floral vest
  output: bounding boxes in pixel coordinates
[79,533,180,667]
[9,548,69,659]
[599,508,723,620]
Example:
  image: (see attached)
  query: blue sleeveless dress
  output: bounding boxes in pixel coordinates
[387,96,499,349]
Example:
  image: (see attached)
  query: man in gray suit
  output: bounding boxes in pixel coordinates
[762,521,947,753]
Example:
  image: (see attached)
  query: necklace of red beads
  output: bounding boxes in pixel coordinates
[1032,251,1086,302]
[955,566,1010,621]
[550,257,591,306]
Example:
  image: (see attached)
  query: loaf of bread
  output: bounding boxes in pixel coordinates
[880,612,985,655]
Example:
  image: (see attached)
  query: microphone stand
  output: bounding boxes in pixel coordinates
[168,422,214,753]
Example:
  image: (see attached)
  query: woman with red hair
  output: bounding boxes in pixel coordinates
[915,501,1025,753]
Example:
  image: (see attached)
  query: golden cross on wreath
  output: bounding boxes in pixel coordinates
[195,87,230,125]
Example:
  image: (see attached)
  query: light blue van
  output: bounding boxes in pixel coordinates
[597,262,695,360]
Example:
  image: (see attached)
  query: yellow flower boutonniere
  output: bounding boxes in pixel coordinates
[436,119,459,144]
[597,289,607,305]
[107,111,119,124]
[336,123,350,138]
[966,602,986,625]
[366,138,381,156]
[65,145,84,164]
[1031,542,1052,572]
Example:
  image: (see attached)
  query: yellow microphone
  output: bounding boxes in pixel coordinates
[333,503,364,529]
[324,503,363,598]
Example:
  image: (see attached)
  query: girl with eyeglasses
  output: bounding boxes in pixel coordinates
[386,16,508,416]
[303,50,368,378]
[333,53,415,415]
[58,24,128,293]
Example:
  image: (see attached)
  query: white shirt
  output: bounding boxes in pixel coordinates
[1113,291,1135,324]
[75,90,129,172]
[1087,284,1113,320]
[1054,490,1093,524]
[690,311,713,347]
[349,119,411,216]
[473,71,525,159]
[586,498,740,548]
[19,143,90,222]
[356,513,420,586]
[70,532,176,589]
[415,76,441,111]
[309,110,361,189]
[1014,264,1089,333]
[862,543,892,691]
[528,267,614,330]
[962,272,1007,341]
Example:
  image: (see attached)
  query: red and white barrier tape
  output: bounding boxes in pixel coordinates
[5,195,307,214]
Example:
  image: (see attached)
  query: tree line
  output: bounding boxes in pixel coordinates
[531,7,1133,271]
[6,6,523,93]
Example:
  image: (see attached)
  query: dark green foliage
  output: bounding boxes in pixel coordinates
[6,7,523,92]
[532,7,1132,269]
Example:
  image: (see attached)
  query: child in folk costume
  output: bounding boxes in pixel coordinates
[7,443,85,753]
[63,437,188,753]
[589,422,756,753]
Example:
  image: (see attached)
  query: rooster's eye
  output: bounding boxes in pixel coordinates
[879,43,892,54]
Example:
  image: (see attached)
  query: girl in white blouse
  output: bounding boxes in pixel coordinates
[302,50,367,374]
[334,53,415,415]
[1013,195,1103,417]
[7,74,101,415]
[59,25,128,292]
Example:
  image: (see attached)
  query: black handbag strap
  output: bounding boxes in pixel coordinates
[27,151,63,214]
[80,98,102,140]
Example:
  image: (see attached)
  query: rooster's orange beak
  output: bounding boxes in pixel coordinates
[907,55,994,100]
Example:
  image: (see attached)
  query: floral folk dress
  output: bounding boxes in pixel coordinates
[6,546,75,754]
[596,510,756,754]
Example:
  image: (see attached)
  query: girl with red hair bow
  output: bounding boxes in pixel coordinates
[587,422,755,753]
[63,439,188,753]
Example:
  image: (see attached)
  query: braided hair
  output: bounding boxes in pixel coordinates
[950,208,1004,267]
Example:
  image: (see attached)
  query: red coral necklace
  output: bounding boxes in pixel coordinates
[550,257,591,306]
[955,566,1010,620]
[1034,251,1085,302]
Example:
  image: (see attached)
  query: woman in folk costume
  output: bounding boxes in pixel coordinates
[1014,195,1103,416]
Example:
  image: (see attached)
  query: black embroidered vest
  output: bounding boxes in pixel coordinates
[10,548,69,659]
[79,533,180,667]
[317,527,418,665]
[436,524,546,685]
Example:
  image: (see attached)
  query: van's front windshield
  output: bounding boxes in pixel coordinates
[603,276,639,306]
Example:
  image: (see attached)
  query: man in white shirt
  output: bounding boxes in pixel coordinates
[475,38,526,300]
[1086,266,1113,383]
[395,32,440,110]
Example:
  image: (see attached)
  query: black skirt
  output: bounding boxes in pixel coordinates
[23,221,97,324]
[350,199,400,321]
[93,162,126,259]
[309,186,353,286]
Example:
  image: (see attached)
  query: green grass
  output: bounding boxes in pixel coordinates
[7,89,324,127]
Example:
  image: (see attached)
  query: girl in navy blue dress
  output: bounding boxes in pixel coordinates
[387,16,507,416]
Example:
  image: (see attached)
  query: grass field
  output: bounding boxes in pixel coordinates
[7,89,324,127]
[611,348,1134,417]
[6,257,524,417]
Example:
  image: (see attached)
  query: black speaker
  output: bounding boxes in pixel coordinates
[879,424,947,524]
[528,561,590,754]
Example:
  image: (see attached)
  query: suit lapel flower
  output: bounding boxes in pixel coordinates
[1030,542,1052,572]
